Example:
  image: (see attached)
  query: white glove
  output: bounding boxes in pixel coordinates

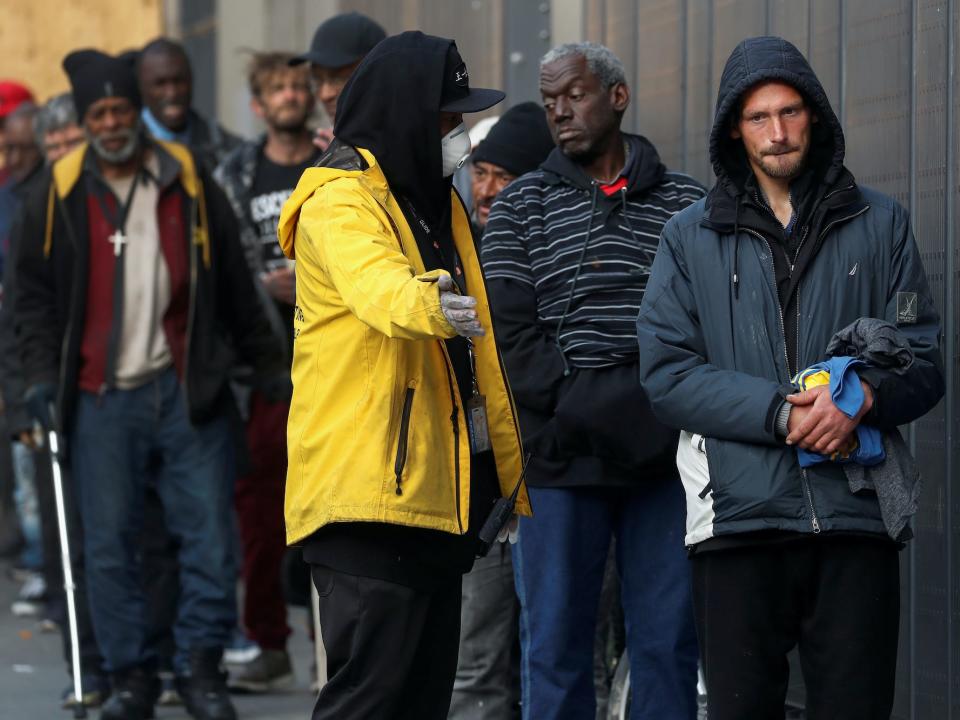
[438,274,485,337]
[496,514,519,544]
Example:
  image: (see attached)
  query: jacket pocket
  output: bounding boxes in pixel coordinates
[553,362,678,470]
[393,387,415,496]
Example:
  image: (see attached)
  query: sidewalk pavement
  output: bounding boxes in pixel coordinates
[0,567,317,719]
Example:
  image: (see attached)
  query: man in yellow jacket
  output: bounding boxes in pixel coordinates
[277,32,529,720]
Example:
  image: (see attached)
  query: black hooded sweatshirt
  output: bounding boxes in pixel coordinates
[481,133,705,488]
[703,35,867,380]
[301,32,501,590]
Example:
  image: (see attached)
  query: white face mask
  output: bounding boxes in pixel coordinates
[440,122,471,177]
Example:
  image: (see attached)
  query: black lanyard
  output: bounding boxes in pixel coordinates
[88,170,141,252]
[400,196,465,294]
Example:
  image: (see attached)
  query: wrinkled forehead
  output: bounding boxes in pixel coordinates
[540,54,595,94]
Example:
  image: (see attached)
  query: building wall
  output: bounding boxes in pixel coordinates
[0,0,164,103]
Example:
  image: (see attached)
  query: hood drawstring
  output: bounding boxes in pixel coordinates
[555,181,600,376]
[618,186,642,246]
[733,194,742,299]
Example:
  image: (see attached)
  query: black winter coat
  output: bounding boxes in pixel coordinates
[12,139,287,434]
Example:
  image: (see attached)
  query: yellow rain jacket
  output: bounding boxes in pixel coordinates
[278,147,529,545]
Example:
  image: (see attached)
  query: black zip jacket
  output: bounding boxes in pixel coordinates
[11,139,287,434]
[0,165,45,436]
[637,36,944,546]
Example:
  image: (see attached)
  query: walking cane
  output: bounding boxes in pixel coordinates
[46,411,87,719]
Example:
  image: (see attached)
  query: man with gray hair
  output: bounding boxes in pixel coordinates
[481,42,704,719]
[34,92,84,163]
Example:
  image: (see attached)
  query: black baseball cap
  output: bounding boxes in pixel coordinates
[439,43,504,113]
[289,12,386,68]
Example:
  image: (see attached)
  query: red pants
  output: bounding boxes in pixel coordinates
[235,392,290,650]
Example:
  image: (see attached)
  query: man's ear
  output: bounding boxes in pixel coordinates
[730,124,742,140]
[250,96,265,121]
[610,82,630,115]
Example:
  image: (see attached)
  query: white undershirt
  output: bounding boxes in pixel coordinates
[104,153,173,389]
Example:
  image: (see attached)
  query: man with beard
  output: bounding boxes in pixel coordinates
[289,11,385,150]
[278,32,529,719]
[214,51,320,692]
[0,92,109,711]
[137,38,240,172]
[637,37,943,719]
[12,49,288,720]
[469,101,553,233]
[480,43,704,719]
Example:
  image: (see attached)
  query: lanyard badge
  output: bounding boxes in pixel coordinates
[465,338,491,454]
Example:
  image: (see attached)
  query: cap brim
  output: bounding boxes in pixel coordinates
[440,87,506,113]
[288,50,362,68]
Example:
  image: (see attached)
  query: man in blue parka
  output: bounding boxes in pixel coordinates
[637,36,944,719]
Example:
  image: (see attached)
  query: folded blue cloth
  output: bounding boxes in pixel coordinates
[794,357,885,468]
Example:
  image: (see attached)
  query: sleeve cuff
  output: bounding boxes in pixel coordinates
[774,400,792,440]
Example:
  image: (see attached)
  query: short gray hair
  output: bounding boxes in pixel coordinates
[540,42,627,89]
[34,93,78,145]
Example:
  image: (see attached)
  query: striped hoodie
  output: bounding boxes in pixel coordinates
[481,134,705,487]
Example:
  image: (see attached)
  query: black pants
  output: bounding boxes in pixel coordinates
[310,565,462,720]
[691,536,900,720]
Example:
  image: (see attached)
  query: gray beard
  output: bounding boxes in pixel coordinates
[87,126,142,164]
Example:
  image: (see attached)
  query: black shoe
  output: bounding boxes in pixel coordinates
[176,648,237,720]
[100,667,158,720]
[60,673,110,709]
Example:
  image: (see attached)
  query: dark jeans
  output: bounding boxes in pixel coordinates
[235,393,290,650]
[142,484,180,671]
[311,564,462,720]
[512,481,698,720]
[691,536,900,720]
[449,541,520,720]
[70,368,236,673]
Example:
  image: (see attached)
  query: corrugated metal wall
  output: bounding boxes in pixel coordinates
[576,1,960,717]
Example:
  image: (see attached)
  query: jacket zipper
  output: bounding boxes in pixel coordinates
[393,387,415,495]
[795,281,821,533]
[744,229,792,380]
[744,227,821,532]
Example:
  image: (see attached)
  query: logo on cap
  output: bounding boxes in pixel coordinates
[454,64,469,87]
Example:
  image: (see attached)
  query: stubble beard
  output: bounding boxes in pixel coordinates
[756,144,808,181]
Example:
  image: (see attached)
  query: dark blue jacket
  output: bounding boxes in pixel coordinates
[636,36,944,545]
